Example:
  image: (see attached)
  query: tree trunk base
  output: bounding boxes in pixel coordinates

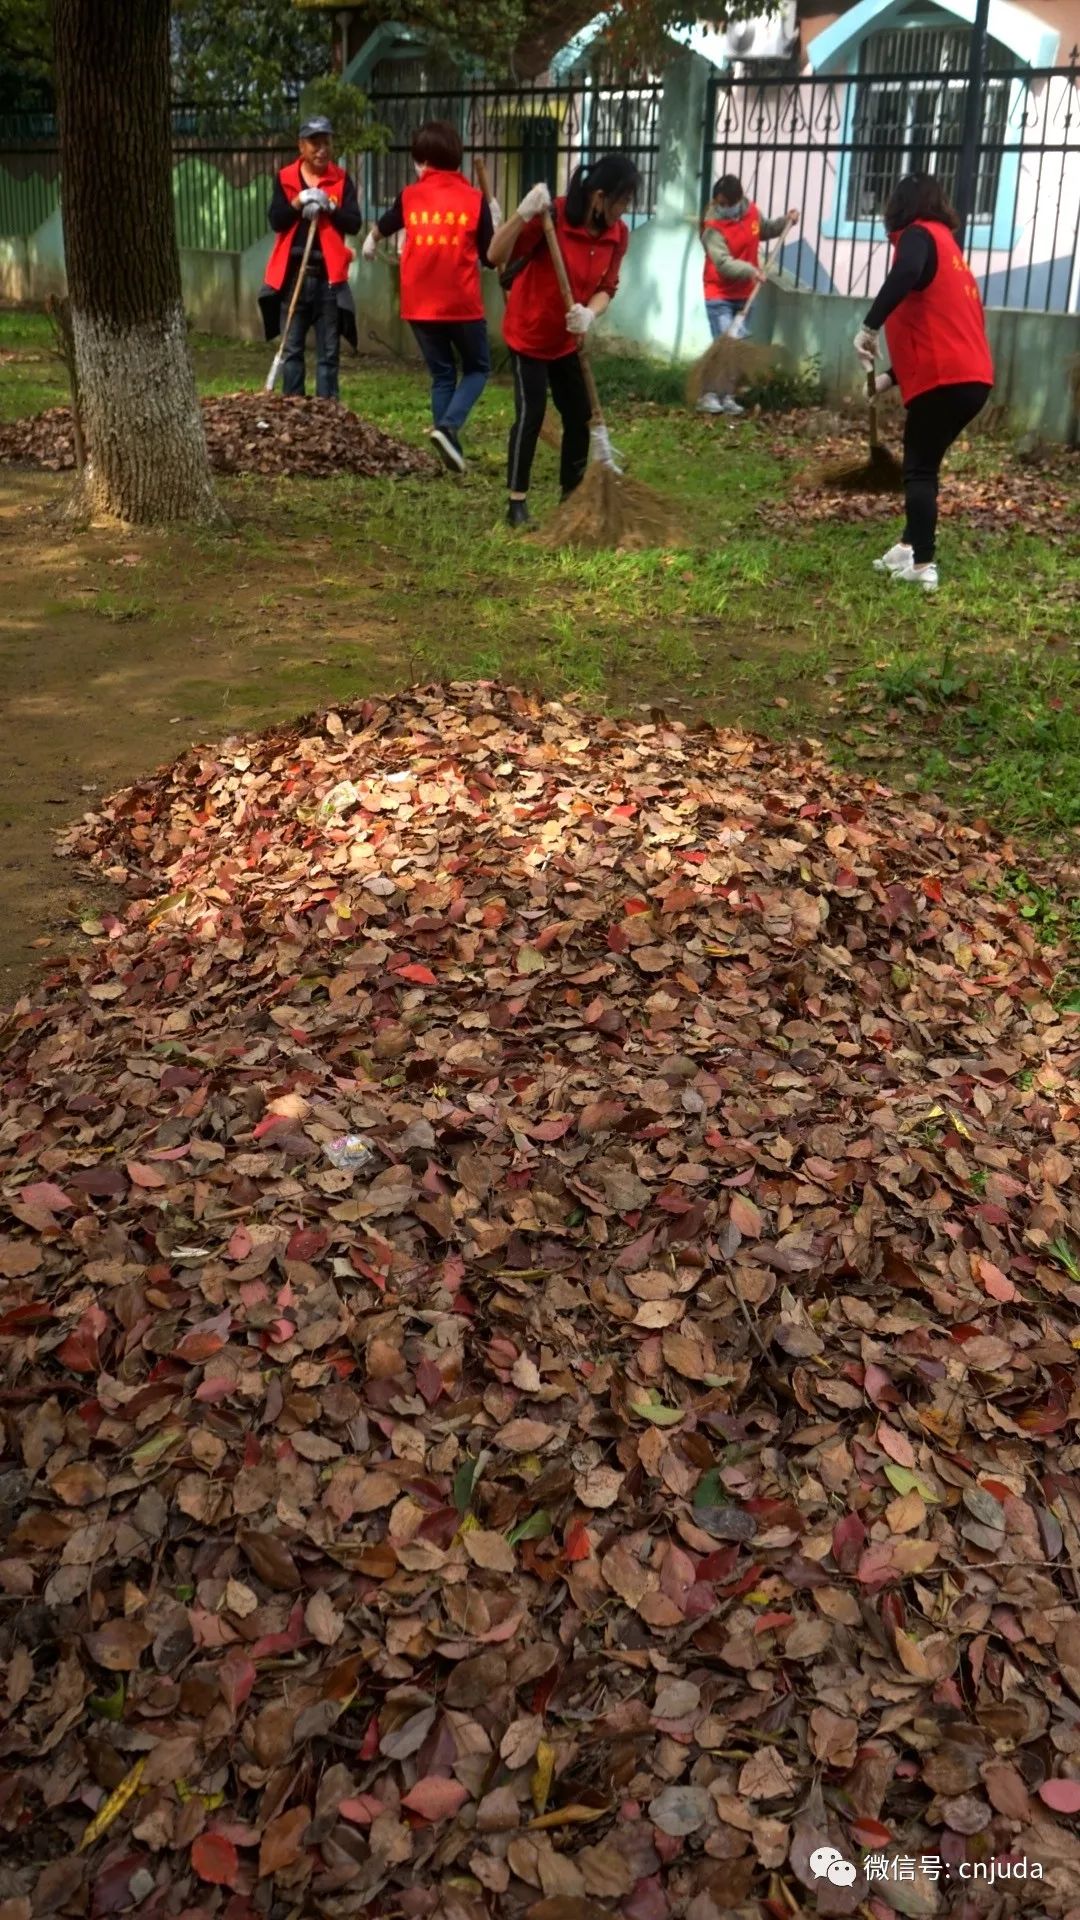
[71,302,228,528]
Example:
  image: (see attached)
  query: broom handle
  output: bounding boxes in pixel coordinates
[474,157,494,202]
[541,211,605,427]
[867,369,879,451]
[266,216,318,391]
[731,210,798,335]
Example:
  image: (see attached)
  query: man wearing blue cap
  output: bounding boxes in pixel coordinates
[260,117,362,399]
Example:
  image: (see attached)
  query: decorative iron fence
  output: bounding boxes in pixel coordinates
[703,50,1080,313]
[363,77,663,230]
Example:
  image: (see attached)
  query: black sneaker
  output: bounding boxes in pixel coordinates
[506,498,535,529]
[430,426,465,474]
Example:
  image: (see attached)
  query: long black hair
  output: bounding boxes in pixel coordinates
[564,152,641,227]
[884,172,960,234]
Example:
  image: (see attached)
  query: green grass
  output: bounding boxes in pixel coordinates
[2,305,1079,863]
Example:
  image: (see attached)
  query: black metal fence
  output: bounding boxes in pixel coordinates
[704,47,1080,313]
[363,77,663,228]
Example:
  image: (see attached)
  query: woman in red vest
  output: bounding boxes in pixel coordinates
[260,116,361,400]
[488,153,640,528]
[698,174,798,416]
[855,174,994,593]
[364,121,496,474]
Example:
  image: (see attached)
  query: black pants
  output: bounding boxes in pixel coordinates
[508,350,591,497]
[902,381,991,563]
[282,268,340,400]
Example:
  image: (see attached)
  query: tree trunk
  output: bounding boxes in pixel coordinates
[53,0,222,526]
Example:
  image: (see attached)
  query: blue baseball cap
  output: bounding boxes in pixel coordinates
[299,116,333,139]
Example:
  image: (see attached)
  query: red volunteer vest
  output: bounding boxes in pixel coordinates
[702,202,761,301]
[885,221,994,404]
[400,171,485,323]
[265,159,353,289]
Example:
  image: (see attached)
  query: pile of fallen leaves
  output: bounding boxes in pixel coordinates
[761,416,1079,538]
[0,393,435,481]
[3,682,1080,1920]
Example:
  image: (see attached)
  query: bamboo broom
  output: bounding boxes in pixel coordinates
[538,212,680,553]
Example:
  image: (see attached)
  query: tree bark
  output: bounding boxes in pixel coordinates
[53,0,222,526]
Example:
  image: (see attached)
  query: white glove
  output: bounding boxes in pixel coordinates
[516,182,552,221]
[871,371,896,397]
[362,229,378,262]
[854,325,879,369]
[489,199,503,228]
[565,303,595,337]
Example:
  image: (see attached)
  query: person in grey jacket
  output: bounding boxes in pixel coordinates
[698,174,798,415]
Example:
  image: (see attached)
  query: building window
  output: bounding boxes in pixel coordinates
[845,24,1015,223]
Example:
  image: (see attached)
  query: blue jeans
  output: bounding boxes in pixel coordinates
[282,271,340,399]
[706,297,751,340]
[410,320,491,433]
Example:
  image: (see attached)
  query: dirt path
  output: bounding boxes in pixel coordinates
[0,475,404,1003]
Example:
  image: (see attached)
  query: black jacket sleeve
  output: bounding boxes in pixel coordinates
[328,173,362,238]
[865,226,937,330]
[268,172,297,233]
[376,193,406,239]
[477,197,494,269]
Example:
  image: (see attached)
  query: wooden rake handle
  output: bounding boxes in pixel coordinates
[541,210,605,427]
[867,368,880,451]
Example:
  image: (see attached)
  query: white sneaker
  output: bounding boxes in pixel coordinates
[892,561,939,593]
[719,395,745,416]
[874,542,913,574]
[696,392,723,414]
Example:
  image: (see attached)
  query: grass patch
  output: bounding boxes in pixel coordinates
[1,306,1078,867]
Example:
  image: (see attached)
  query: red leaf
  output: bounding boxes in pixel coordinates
[415,1358,445,1405]
[192,1833,239,1887]
[218,1653,257,1715]
[20,1180,72,1211]
[338,1794,385,1825]
[1038,1779,1080,1813]
[832,1513,866,1573]
[57,1305,108,1373]
[286,1226,329,1262]
[402,1776,469,1822]
[397,962,437,985]
[125,1159,168,1188]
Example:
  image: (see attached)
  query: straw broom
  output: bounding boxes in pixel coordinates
[685,212,797,409]
[811,370,904,494]
[538,213,680,553]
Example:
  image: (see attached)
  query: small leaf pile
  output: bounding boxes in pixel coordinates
[2,683,1080,1917]
[0,393,435,481]
[762,420,1079,539]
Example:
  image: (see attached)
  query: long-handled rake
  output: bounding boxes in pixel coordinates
[538,213,680,553]
[685,212,797,409]
[265,219,318,394]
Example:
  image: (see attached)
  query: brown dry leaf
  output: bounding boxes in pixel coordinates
[574,1466,624,1509]
[464,1529,516,1573]
[2,679,1079,1918]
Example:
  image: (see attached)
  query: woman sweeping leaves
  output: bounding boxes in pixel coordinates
[363,120,497,474]
[855,173,994,593]
[488,154,640,529]
[697,175,798,416]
